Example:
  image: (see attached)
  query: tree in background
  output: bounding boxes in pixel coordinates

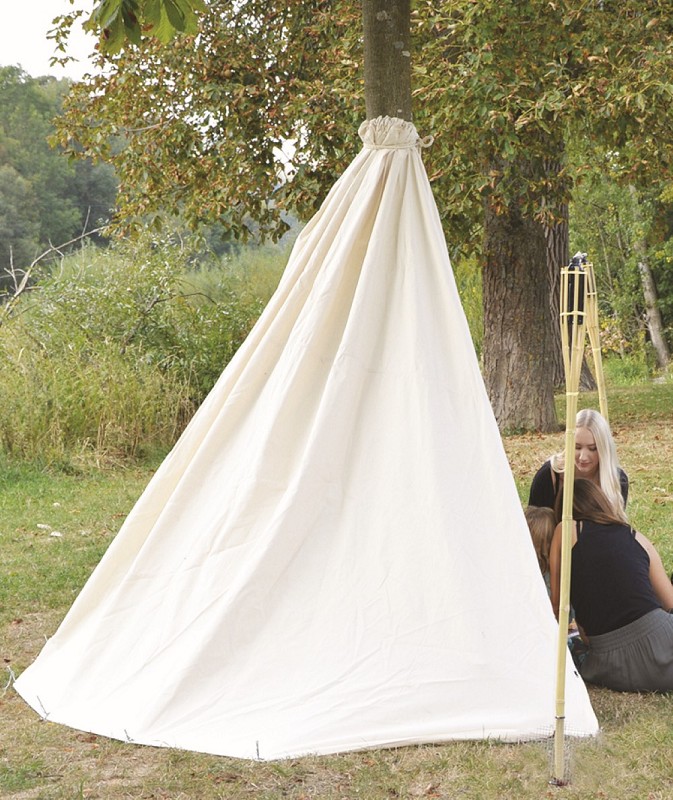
[53,0,673,430]
[416,1,673,425]
[571,168,672,375]
[0,66,117,281]
[0,164,41,274]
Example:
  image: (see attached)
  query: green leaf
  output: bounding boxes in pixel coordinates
[90,0,205,49]
[121,3,143,45]
[149,8,176,43]
[144,0,164,28]
[90,0,123,29]
[102,12,128,54]
[163,0,188,32]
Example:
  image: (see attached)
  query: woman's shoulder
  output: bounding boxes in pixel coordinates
[617,466,629,503]
[528,459,558,508]
[534,459,554,477]
[530,459,554,489]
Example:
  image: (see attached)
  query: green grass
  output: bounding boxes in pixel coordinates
[3,380,673,798]
[0,458,162,630]
[0,240,287,466]
[553,379,673,425]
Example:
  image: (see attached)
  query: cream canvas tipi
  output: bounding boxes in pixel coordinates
[15,117,598,759]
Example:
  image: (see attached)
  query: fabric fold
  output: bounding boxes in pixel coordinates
[15,116,598,759]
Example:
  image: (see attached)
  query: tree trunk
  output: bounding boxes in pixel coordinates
[362,0,411,121]
[482,185,558,432]
[544,202,567,390]
[638,256,669,369]
[628,185,670,371]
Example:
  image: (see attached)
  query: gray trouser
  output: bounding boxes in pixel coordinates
[580,608,673,692]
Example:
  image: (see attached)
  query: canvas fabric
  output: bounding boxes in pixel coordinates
[15,116,598,759]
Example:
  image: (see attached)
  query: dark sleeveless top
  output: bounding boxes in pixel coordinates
[570,519,661,636]
[528,461,629,511]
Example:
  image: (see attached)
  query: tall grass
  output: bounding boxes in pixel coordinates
[0,238,286,466]
[0,232,657,467]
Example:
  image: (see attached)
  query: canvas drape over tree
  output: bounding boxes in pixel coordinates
[54,0,673,430]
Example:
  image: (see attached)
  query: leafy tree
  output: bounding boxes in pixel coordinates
[53,2,364,241]
[0,66,117,278]
[570,171,672,371]
[0,68,80,263]
[415,1,673,427]
[54,0,673,430]
[0,164,41,274]
[649,185,673,336]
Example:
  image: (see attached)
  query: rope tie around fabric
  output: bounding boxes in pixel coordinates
[363,135,434,151]
[359,116,434,151]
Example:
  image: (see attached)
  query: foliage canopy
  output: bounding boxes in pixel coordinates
[88,0,207,52]
[53,1,673,247]
[0,66,117,275]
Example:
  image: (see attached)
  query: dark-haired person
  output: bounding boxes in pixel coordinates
[524,505,556,597]
[550,478,673,692]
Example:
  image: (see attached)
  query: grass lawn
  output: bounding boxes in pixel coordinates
[2,382,673,799]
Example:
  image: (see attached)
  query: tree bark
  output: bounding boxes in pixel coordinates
[638,256,670,369]
[628,185,670,371]
[482,181,558,432]
[362,0,411,121]
[544,202,568,390]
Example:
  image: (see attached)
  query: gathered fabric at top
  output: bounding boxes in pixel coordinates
[14,110,596,762]
[359,116,434,150]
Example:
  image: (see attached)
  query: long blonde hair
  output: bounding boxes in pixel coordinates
[550,409,625,516]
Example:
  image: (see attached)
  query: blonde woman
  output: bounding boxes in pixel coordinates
[528,408,628,517]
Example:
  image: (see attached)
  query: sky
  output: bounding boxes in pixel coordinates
[1,0,97,81]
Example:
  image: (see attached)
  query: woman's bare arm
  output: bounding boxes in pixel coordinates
[550,520,578,622]
[635,532,673,611]
[549,522,563,619]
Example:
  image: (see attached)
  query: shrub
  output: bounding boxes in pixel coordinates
[602,353,652,387]
[0,237,286,465]
[451,254,483,358]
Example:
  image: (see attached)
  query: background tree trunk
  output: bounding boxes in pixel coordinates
[362,0,411,121]
[637,254,670,370]
[628,185,670,371]
[483,177,558,432]
[544,204,568,390]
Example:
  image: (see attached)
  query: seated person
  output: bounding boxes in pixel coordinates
[529,408,628,518]
[549,478,673,692]
[524,505,556,597]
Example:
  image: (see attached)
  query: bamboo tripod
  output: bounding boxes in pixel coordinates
[551,253,606,785]
[585,260,609,422]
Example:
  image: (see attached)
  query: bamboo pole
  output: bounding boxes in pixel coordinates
[552,258,587,785]
[584,259,608,422]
